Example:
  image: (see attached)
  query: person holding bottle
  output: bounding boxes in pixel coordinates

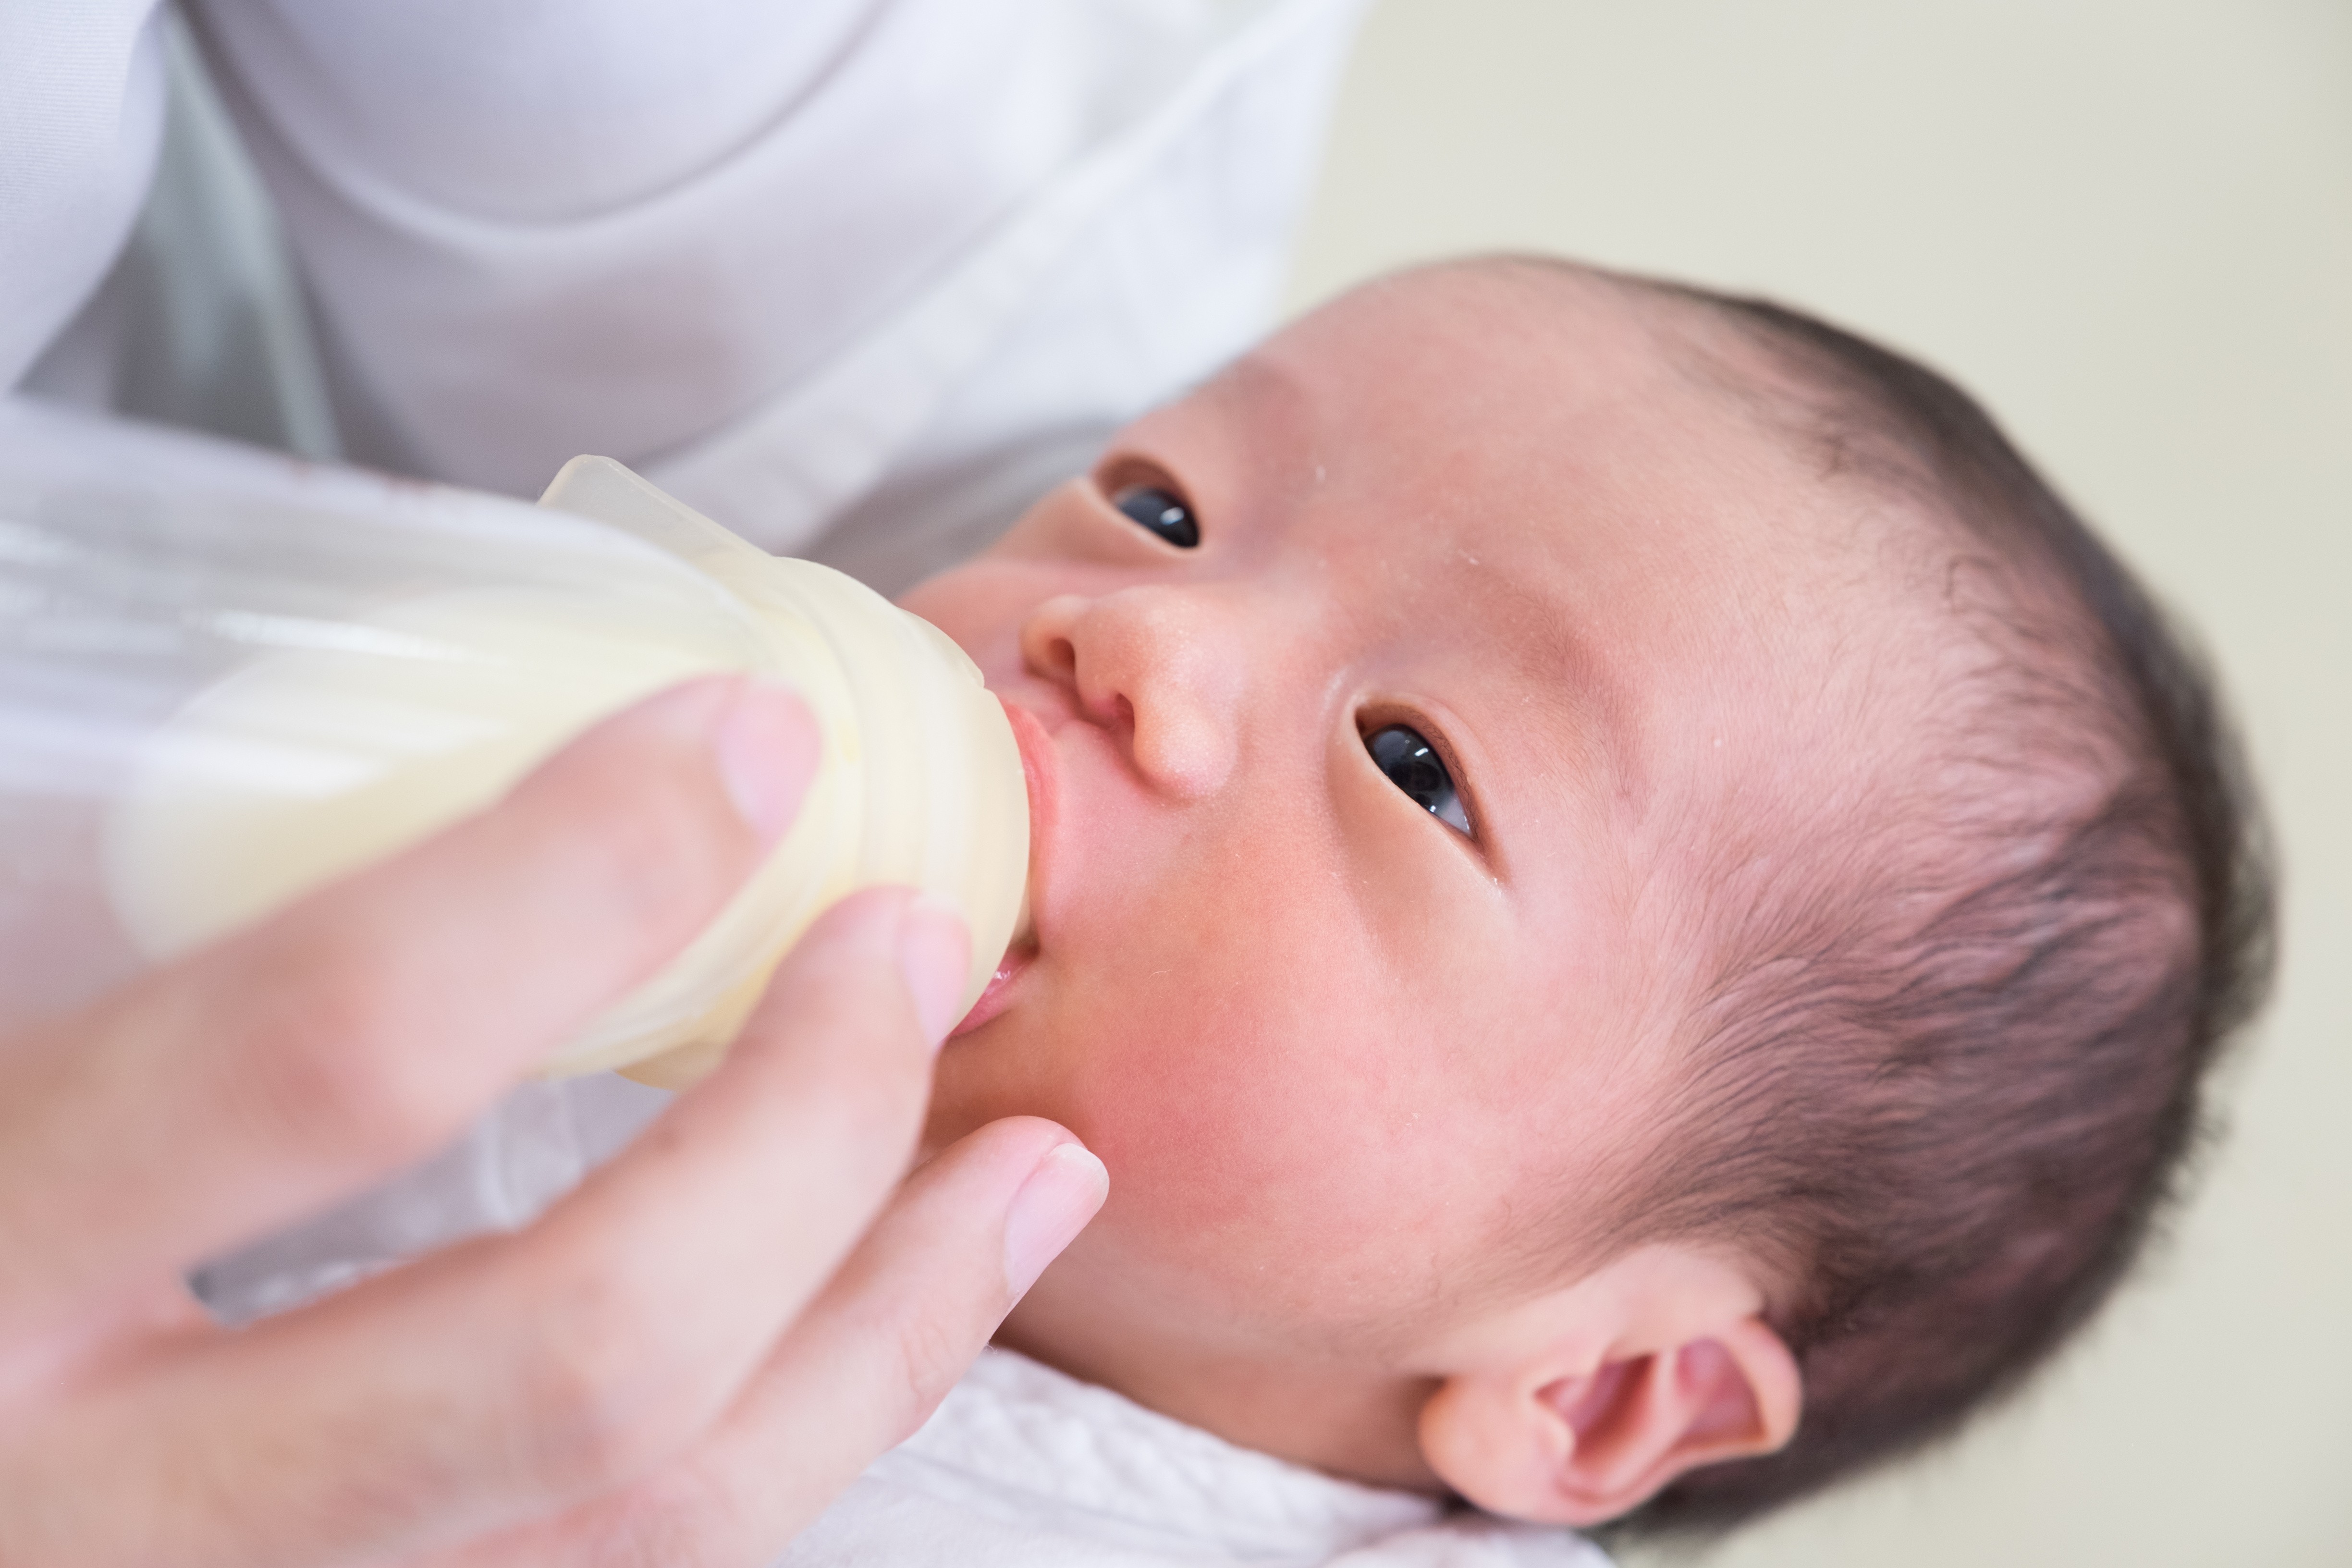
[0,0,1362,1560]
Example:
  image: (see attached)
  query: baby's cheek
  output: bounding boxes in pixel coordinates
[1066,961,1488,1298]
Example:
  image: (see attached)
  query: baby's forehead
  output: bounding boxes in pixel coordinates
[1229,265,1942,671]
[1227,267,1881,586]
[1240,264,1715,455]
[1265,262,1764,415]
[1219,265,1978,847]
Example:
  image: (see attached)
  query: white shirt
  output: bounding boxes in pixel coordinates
[5,0,1364,589]
[785,1348,1617,1568]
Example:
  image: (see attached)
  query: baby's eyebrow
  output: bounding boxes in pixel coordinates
[1473,576,1646,822]
[1199,354,1319,477]
[1201,352,1298,412]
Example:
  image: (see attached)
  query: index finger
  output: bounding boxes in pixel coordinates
[0,677,814,1335]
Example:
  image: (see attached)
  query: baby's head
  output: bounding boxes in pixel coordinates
[898,259,2271,1530]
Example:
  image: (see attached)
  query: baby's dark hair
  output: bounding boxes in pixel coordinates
[1535,265,2275,1531]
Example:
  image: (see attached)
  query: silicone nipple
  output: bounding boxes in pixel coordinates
[103,458,1029,1087]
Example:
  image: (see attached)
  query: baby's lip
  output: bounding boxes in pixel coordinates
[999,693,1059,952]
[949,694,1055,1042]
[949,942,1033,1040]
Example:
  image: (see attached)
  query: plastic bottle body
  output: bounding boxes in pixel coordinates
[0,406,1027,1084]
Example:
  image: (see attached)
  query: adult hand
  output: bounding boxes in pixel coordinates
[0,676,1106,1567]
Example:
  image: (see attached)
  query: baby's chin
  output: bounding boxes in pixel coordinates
[919,994,1059,1163]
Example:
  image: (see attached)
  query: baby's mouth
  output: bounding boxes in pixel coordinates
[949,695,1052,1041]
[949,935,1034,1041]
[1009,881,1035,951]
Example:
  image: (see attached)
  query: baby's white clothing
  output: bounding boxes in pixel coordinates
[778,1348,1617,1568]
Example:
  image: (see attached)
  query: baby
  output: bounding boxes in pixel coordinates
[870,256,2270,1536]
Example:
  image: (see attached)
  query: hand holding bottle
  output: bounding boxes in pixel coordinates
[0,678,1107,1566]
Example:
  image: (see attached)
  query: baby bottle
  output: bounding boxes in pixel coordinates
[0,405,1029,1089]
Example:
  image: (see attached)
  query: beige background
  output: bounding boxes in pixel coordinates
[1284,2,2351,1563]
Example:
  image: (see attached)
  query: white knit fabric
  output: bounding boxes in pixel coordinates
[779,1349,1617,1568]
[8,0,1365,594]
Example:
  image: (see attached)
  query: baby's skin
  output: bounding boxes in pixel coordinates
[896,261,1962,1523]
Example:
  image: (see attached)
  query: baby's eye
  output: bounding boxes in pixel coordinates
[1112,484,1200,549]
[1365,724,1472,835]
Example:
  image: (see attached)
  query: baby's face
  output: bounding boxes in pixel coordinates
[900,266,1906,1481]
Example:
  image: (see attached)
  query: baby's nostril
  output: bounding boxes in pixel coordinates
[1025,631,1076,686]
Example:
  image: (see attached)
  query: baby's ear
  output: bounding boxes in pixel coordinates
[1418,1314,1800,1526]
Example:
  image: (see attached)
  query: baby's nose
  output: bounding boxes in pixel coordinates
[1018,589,1239,800]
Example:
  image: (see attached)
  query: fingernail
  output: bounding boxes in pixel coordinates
[713,680,813,844]
[1004,1141,1108,1301]
[896,896,971,1051]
